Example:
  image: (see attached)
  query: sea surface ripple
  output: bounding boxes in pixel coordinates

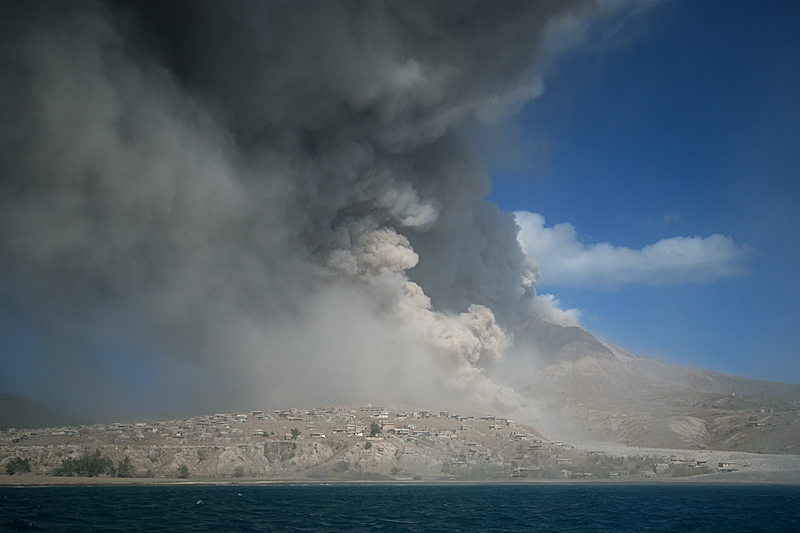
[2,484,799,532]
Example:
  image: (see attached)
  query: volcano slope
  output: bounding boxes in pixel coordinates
[512,319,800,454]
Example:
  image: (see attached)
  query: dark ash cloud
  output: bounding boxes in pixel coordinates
[0,0,630,417]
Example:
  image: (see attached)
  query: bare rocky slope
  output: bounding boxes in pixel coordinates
[513,319,800,454]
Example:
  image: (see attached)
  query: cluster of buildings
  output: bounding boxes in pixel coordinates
[0,405,519,446]
[1,404,768,481]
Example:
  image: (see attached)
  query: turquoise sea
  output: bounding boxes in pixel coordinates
[2,483,799,531]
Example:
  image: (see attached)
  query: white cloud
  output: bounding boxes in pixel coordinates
[515,211,753,288]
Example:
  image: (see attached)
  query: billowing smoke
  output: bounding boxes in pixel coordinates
[0,0,626,417]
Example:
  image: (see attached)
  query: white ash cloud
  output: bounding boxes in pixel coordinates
[0,0,639,416]
[527,293,583,327]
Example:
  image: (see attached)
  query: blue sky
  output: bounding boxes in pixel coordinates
[490,0,800,383]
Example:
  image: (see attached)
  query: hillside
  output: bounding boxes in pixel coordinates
[4,404,799,484]
[513,319,800,454]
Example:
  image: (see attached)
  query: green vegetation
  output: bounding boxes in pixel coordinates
[176,464,189,479]
[290,428,301,440]
[53,450,114,477]
[51,450,136,478]
[115,456,135,478]
[364,441,372,450]
[369,422,381,437]
[5,457,31,475]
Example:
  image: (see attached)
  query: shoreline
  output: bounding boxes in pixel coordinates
[4,473,800,487]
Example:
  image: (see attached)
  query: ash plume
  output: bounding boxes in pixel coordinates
[0,0,630,417]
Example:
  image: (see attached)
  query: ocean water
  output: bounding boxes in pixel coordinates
[2,483,799,532]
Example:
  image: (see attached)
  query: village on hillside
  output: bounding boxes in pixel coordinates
[0,405,785,483]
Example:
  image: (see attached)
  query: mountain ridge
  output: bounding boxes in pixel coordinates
[512,319,800,453]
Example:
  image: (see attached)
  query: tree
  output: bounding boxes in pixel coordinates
[116,456,134,478]
[53,449,113,477]
[176,464,189,479]
[290,428,301,440]
[5,457,31,475]
[369,422,381,437]
[364,441,372,450]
